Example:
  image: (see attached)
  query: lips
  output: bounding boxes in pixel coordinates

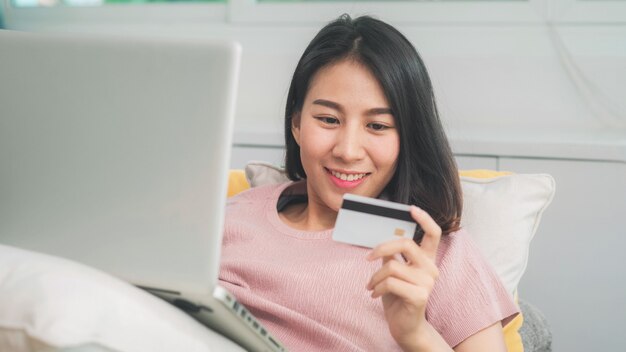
[329,169,368,181]
[325,167,370,189]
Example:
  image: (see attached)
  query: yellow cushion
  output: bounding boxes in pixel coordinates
[504,294,524,352]
[226,169,524,351]
[459,169,513,178]
[227,170,250,198]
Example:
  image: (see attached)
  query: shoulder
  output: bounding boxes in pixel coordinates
[433,228,499,290]
[227,181,291,206]
[434,228,477,267]
[222,182,292,241]
[427,228,518,347]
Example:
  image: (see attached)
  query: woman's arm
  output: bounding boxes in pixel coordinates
[367,206,509,352]
[453,322,507,352]
[405,321,507,352]
[366,206,452,352]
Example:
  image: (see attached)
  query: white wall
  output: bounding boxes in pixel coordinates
[2,2,626,153]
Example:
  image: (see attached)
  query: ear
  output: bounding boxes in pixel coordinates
[291,112,301,146]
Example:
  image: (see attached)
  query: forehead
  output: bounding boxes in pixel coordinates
[305,59,389,108]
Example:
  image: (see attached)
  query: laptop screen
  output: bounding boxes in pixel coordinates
[0,30,241,294]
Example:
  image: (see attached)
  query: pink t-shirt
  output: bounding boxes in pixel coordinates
[219,182,518,351]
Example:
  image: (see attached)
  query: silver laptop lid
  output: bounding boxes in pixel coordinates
[0,30,241,295]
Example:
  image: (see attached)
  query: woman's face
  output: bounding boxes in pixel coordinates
[292,59,400,213]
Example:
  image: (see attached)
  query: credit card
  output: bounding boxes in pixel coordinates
[332,193,421,249]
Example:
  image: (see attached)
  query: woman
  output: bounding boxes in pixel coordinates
[220,14,518,351]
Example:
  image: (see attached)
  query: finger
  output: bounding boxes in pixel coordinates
[410,206,442,261]
[370,277,430,308]
[368,259,415,290]
[367,260,435,292]
[367,238,433,272]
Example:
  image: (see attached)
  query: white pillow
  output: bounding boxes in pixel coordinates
[245,161,555,296]
[459,173,555,296]
[0,244,245,352]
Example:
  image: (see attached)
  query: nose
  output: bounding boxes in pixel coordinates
[332,123,366,163]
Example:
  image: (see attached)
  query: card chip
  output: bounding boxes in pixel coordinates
[394,228,405,237]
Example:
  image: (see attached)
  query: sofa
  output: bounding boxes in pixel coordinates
[0,164,555,352]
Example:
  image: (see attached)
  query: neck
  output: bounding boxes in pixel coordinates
[303,197,338,230]
[280,196,337,232]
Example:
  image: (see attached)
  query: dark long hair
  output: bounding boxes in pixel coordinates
[284,14,462,236]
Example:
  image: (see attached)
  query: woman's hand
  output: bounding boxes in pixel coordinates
[366,205,444,351]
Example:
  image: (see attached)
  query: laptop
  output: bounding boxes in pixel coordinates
[0,30,286,352]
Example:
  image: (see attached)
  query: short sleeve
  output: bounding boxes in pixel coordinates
[425,229,519,348]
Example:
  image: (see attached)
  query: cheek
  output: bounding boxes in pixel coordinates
[369,135,400,172]
[298,124,334,165]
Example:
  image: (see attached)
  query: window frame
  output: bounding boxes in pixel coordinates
[227,0,550,24]
[1,0,226,29]
[2,0,624,30]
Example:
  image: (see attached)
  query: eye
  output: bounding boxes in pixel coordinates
[315,116,340,125]
[367,123,391,131]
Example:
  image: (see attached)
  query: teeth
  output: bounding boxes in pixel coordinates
[331,170,367,181]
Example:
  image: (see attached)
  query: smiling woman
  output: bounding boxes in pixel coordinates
[284,15,463,238]
[289,59,401,226]
[219,14,519,352]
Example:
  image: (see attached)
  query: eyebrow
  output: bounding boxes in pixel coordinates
[312,99,393,116]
